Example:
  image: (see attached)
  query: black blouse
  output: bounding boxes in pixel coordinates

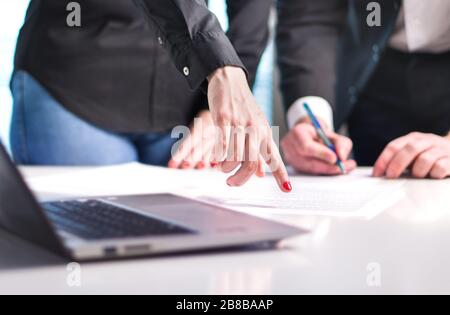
[14,0,272,132]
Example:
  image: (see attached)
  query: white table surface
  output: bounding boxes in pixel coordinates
[1,166,450,295]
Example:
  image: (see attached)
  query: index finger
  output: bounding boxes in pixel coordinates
[264,140,292,193]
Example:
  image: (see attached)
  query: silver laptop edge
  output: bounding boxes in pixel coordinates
[0,143,306,261]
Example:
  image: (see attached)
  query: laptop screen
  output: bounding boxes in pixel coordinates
[0,142,63,254]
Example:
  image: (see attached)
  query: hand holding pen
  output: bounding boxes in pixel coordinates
[281,103,357,175]
[303,103,347,174]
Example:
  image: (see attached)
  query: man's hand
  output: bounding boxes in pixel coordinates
[169,110,215,170]
[373,132,450,179]
[207,66,291,192]
[281,119,357,175]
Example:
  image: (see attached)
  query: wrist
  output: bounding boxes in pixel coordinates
[296,117,311,125]
[197,109,210,115]
[287,96,334,131]
[197,110,212,120]
[207,66,245,83]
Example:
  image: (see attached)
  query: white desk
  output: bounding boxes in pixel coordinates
[1,166,450,294]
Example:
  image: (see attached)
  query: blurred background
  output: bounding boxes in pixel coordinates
[0,0,29,149]
[0,0,278,151]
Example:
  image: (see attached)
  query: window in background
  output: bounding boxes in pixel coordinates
[0,0,274,150]
[0,0,29,149]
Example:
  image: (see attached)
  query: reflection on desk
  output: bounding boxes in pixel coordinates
[0,165,448,294]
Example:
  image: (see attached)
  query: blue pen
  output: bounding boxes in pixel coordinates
[303,103,346,174]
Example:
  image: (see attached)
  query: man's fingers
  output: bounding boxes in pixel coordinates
[294,127,352,164]
[324,159,357,175]
[344,159,358,174]
[430,158,450,179]
[299,140,337,164]
[287,152,357,175]
[292,126,335,163]
[411,147,446,178]
[303,158,357,175]
[373,136,413,177]
[330,134,354,161]
[384,140,434,179]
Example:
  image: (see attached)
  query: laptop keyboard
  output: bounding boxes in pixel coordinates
[42,200,195,240]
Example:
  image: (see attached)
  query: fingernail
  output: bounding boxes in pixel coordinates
[211,162,218,167]
[197,161,206,169]
[283,181,293,192]
[182,161,191,169]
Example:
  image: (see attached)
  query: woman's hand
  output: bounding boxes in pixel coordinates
[207,66,291,192]
[169,110,266,178]
[168,110,215,170]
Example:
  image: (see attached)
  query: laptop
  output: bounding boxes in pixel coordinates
[0,143,304,261]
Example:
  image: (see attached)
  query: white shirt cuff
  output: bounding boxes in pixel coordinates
[287,96,334,130]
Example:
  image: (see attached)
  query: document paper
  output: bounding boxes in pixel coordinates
[25,164,406,219]
[185,169,406,219]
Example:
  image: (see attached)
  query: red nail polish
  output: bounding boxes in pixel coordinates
[197,162,205,169]
[182,161,190,168]
[283,182,292,192]
[211,162,218,167]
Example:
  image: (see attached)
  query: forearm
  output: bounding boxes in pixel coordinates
[277,0,347,125]
[226,0,272,87]
[137,0,245,90]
